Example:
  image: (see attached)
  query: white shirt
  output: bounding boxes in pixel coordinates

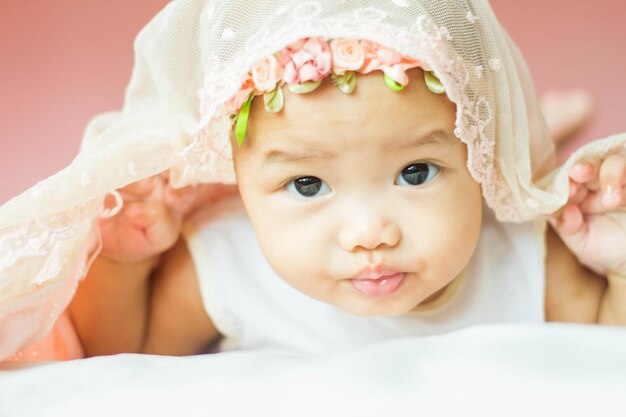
[184,197,545,354]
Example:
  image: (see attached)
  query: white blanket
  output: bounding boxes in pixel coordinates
[1,323,626,417]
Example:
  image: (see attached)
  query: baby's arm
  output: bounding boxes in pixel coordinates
[546,227,626,326]
[69,252,154,356]
[547,154,626,325]
[142,237,220,355]
[597,272,626,325]
[544,225,606,323]
[71,235,218,357]
[69,176,222,356]
[69,176,176,355]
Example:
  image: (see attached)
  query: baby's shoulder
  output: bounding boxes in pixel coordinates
[185,195,247,228]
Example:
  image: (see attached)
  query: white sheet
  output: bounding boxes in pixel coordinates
[1,323,626,417]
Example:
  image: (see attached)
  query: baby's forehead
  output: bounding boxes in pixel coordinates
[245,69,457,146]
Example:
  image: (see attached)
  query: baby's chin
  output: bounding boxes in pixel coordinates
[337,299,422,317]
[328,288,433,317]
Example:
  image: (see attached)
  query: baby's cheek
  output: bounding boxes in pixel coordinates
[255,223,323,292]
[412,193,481,276]
[440,199,482,273]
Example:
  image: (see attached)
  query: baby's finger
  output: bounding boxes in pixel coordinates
[126,200,182,249]
[125,201,165,229]
[568,179,589,205]
[120,177,156,195]
[557,204,586,236]
[164,185,198,213]
[577,189,626,214]
[117,177,163,204]
[569,179,578,197]
[568,160,600,184]
[139,201,183,251]
[550,204,588,258]
[599,155,626,209]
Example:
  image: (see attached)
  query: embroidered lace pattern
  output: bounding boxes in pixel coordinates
[179,1,545,222]
[0,200,101,359]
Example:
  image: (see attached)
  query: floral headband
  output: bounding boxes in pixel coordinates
[226,37,445,145]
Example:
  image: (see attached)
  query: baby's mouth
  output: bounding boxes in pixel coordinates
[349,271,406,297]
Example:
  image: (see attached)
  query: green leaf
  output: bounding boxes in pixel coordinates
[424,71,445,94]
[331,71,357,94]
[287,80,322,94]
[235,93,254,146]
[384,74,405,92]
[263,86,284,113]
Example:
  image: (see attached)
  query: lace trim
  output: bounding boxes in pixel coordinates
[181,6,523,221]
[0,200,101,359]
[0,200,100,286]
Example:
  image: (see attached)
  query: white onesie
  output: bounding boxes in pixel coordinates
[183,197,546,355]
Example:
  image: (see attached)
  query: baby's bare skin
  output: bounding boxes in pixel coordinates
[69,80,622,357]
[69,175,236,356]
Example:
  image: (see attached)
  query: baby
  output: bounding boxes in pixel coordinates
[8,1,626,359]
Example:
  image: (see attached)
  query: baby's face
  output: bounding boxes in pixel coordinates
[232,68,483,316]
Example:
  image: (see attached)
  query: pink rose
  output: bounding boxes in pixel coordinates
[330,39,365,75]
[225,76,255,113]
[279,37,332,84]
[359,40,421,85]
[251,54,283,92]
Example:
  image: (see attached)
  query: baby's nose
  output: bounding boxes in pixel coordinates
[337,213,401,252]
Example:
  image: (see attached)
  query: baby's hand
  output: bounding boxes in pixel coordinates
[98,173,195,266]
[551,155,626,277]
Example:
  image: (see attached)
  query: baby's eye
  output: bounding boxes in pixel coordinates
[395,162,440,186]
[285,176,330,198]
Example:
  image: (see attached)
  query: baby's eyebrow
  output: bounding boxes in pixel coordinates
[261,129,453,166]
[261,147,334,166]
[385,129,454,150]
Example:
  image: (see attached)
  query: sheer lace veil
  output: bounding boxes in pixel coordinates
[1,0,624,359]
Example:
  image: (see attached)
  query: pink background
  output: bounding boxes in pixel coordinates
[1,0,625,205]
